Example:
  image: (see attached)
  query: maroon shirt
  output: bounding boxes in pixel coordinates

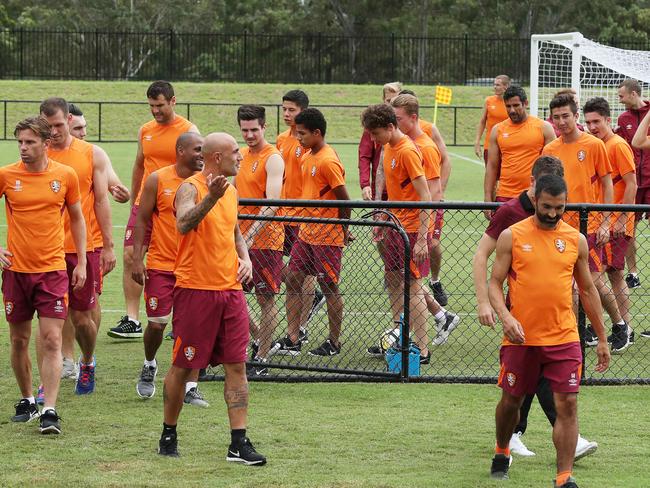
[485,191,534,240]
[616,101,650,189]
[358,130,382,197]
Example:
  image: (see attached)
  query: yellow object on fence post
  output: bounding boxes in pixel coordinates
[433,85,453,124]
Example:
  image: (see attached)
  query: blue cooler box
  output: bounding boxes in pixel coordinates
[385,345,420,376]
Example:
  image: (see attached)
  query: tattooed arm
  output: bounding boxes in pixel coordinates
[175,174,229,234]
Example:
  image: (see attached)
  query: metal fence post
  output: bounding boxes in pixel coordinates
[98,102,102,142]
[169,29,174,80]
[463,33,469,85]
[399,226,411,382]
[391,33,396,80]
[317,32,323,84]
[578,206,588,376]
[243,30,248,82]
[19,28,24,79]
[95,29,100,80]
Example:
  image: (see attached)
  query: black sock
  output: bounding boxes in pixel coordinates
[163,423,177,435]
[231,428,246,444]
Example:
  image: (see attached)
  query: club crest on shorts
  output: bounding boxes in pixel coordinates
[507,372,516,387]
[5,301,14,315]
[50,180,62,193]
[577,150,586,162]
[148,296,158,311]
[555,239,566,253]
[184,346,196,361]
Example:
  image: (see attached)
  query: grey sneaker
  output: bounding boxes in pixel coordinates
[61,357,78,379]
[136,364,157,399]
[184,387,209,408]
[432,312,460,345]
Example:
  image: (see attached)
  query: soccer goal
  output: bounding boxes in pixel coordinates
[530,32,650,120]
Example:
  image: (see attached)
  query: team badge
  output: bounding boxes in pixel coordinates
[5,301,14,315]
[577,150,586,162]
[390,158,397,170]
[252,160,259,173]
[295,146,302,158]
[148,296,158,311]
[14,180,22,192]
[311,165,317,176]
[555,239,566,253]
[507,372,516,387]
[184,346,196,361]
[125,229,132,241]
[50,180,62,193]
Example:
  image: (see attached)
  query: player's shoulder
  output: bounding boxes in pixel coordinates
[276,129,291,144]
[140,119,158,132]
[49,158,78,179]
[543,136,562,151]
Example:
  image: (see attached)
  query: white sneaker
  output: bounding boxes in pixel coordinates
[575,435,598,460]
[61,357,78,379]
[509,432,535,456]
[432,312,460,346]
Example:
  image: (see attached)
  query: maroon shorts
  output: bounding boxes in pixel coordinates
[495,196,514,203]
[144,269,175,320]
[65,251,100,311]
[635,187,650,220]
[427,209,445,242]
[2,269,68,323]
[248,249,282,295]
[498,342,582,396]
[382,229,429,279]
[604,235,632,271]
[171,288,249,368]
[124,204,152,247]
[94,247,104,295]
[288,238,343,285]
[586,233,603,273]
[283,224,299,257]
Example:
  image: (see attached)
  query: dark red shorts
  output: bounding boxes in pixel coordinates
[124,204,152,247]
[382,229,429,279]
[94,247,103,295]
[428,209,445,242]
[2,269,68,323]
[248,249,282,295]
[586,233,603,273]
[171,288,249,368]
[65,251,100,311]
[288,238,343,285]
[144,269,175,321]
[283,224,299,257]
[604,235,631,271]
[634,187,650,220]
[495,196,514,203]
[498,342,582,396]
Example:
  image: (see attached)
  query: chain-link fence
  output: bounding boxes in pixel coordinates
[202,200,650,385]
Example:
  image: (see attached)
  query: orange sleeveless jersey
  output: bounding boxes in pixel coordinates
[276,128,308,223]
[418,119,434,140]
[495,116,546,199]
[136,115,193,204]
[237,143,285,251]
[146,165,185,272]
[604,134,636,236]
[0,159,80,272]
[383,136,426,233]
[484,95,508,150]
[506,217,580,346]
[298,144,346,247]
[542,132,611,233]
[48,138,96,253]
[174,174,241,291]
[413,132,441,180]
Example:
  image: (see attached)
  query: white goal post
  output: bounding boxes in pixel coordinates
[530,32,650,121]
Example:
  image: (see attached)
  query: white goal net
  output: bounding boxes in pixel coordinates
[530,32,650,122]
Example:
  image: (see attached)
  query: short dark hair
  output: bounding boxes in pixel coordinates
[534,174,567,199]
[14,116,51,140]
[619,79,641,96]
[40,97,69,117]
[583,97,611,118]
[398,89,416,96]
[361,104,397,130]
[549,93,577,115]
[532,155,564,179]
[282,89,309,109]
[68,103,83,117]
[294,108,326,136]
[503,85,527,103]
[237,104,266,126]
[147,80,175,101]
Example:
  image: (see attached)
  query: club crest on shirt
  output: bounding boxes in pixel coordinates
[184,346,196,361]
[252,160,259,173]
[295,146,302,158]
[50,180,62,193]
[555,239,566,253]
[5,301,14,315]
[390,158,397,170]
[148,296,158,311]
[507,372,516,387]
[311,165,317,176]
[577,150,586,162]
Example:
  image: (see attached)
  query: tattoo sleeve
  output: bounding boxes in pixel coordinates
[176,183,217,234]
[224,384,249,410]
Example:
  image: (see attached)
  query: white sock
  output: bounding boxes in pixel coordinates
[144,358,157,368]
[616,320,626,326]
[185,381,198,393]
[42,406,56,413]
[430,279,440,284]
[128,317,140,326]
[25,396,35,404]
[434,310,446,322]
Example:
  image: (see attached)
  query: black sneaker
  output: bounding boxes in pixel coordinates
[306,290,326,324]
[554,476,579,488]
[429,280,448,306]
[625,273,641,289]
[158,431,179,457]
[308,339,341,356]
[11,399,39,422]
[420,351,431,365]
[298,327,309,344]
[107,315,143,339]
[247,357,269,377]
[269,335,301,356]
[490,453,511,480]
[641,330,650,339]
[584,325,598,347]
[39,408,61,435]
[226,437,266,466]
[250,340,259,360]
[367,345,384,357]
[611,323,631,354]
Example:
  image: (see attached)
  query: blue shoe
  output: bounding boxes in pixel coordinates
[75,357,96,395]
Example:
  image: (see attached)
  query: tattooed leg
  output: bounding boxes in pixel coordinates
[223,362,248,430]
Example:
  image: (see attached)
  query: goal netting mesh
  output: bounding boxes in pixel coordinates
[530,32,650,122]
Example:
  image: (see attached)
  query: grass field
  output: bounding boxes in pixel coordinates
[0,81,649,487]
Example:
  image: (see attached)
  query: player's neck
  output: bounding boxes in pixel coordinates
[175,163,196,179]
[407,125,423,140]
[23,155,49,173]
[631,100,645,111]
[388,129,404,147]
[51,134,73,151]
[601,128,615,143]
[157,112,177,125]
[248,140,268,153]
[309,139,326,154]
[289,125,299,138]
[562,128,582,144]
[514,113,528,125]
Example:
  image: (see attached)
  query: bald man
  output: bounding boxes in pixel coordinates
[158,133,265,465]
